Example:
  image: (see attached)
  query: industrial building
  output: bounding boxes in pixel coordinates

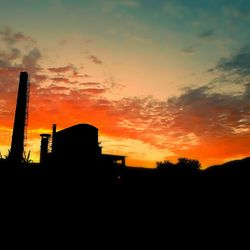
[40,123,126,169]
[7,71,126,174]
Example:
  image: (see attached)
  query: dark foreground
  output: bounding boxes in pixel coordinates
[1,157,250,198]
[1,157,249,243]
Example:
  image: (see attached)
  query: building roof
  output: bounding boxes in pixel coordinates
[102,154,126,160]
[56,124,98,135]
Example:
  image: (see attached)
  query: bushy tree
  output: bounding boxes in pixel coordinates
[156,160,175,170]
[156,158,201,172]
[176,157,201,171]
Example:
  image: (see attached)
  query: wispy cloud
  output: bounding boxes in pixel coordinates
[48,64,75,73]
[199,30,214,39]
[216,44,250,77]
[0,26,35,45]
[182,30,215,54]
[88,55,103,65]
[22,48,42,69]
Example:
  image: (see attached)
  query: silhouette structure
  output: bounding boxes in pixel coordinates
[40,134,51,164]
[9,72,30,164]
[40,123,126,175]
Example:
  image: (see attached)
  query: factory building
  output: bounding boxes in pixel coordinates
[40,124,126,169]
[8,71,126,172]
[52,124,101,165]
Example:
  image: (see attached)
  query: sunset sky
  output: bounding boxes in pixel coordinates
[1,0,250,168]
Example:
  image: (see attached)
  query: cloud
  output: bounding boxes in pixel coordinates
[83,74,91,78]
[182,30,215,54]
[167,86,246,136]
[80,88,108,95]
[48,64,75,73]
[199,30,214,39]
[21,48,42,71]
[0,48,21,61]
[216,44,250,77]
[0,26,35,45]
[80,82,100,86]
[182,44,199,55]
[50,77,70,83]
[47,84,70,94]
[88,55,103,65]
[32,74,48,83]
[0,28,40,73]
[0,48,22,68]
[0,59,11,67]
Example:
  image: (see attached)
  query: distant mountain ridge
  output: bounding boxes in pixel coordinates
[205,157,250,175]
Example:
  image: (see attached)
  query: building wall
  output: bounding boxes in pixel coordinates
[52,124,100,165]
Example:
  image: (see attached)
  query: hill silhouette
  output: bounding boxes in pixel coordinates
[205,157,250,176]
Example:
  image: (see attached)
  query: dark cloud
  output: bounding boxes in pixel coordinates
[0,48,21,69]
[32,74,48,83]
[83,74,91,78]
[182,44,198,54]
[167,85,250,137]
[47,85,69,93]
[199,30,214,39]
[0,59,11,67]
[0,28,43,96]
[80,82,100,86]
[48,65,75,73]
[216,44,250,77]
[50,77,69,83]
[182,30,214,54]
[0,28,40,73]
[0,48,21,61]
[0,26,35,45]
[80,88,108,95]
[88,55,103,65]
[22,48,42,69]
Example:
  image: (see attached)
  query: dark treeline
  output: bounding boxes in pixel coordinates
[0,155,250,191]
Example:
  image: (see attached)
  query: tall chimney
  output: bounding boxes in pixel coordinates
[10,72,30,164]
[52,124,57,153]
[40,134,51,164]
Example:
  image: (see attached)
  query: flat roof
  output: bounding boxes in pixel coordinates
[102,154,126,159]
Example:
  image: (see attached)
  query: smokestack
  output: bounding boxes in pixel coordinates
[40,134,51,164]
[52,124,57,153]
[10,72,30,164]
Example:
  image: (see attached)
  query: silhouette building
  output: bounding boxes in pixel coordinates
[40,134,51,164]
[40,123,126,169]
[53,124,101,165]
[9,72,30,163]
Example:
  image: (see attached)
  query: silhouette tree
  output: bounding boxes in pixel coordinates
[156,157,201,174]
[176,157,201,172]
[156,160,175,170]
